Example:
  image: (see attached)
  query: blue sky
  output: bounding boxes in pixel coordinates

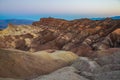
[0,0,120,20]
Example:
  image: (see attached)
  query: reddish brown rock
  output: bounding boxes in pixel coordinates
[0,18,120,56]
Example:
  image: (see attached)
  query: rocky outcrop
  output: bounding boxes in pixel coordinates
[71,57,100,73]
[29,49,120,80]
[72,50,120,80]
[0,24,41,35]
[0,17,120,80]
[0,18,120,56]
[0,24,43,51]
[32,67,89,80]
[31,18,120,56]
[0,49,78,79]
[31,50,120,80]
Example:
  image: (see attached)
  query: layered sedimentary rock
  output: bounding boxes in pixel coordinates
[0,18,120,55]
[0,49,78,79]
[31,18,120,56]
[0,17,120,80]
[32,51,120,80]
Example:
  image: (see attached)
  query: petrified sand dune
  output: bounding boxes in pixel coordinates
[0,49,78,79]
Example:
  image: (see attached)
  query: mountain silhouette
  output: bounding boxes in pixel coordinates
[0,19,35,29]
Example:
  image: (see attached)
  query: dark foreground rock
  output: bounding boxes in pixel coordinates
[0,49,120,80]
[71,57,100,73]
[31,51,120,80]
[32,67,89,80]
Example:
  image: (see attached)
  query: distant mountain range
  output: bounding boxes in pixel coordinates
[91,16,120,20]
[0,19,35,29]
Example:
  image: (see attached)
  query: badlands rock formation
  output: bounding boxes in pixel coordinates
[0,17,120,80]
[33,51,120,80]
[0,18,120,55]
[0,49,78,79]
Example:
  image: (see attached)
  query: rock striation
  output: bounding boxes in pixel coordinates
[32,51,120,80]
[0,49,78,79]
[31,18,120,56]
[0,18,120,56]
[0,17,120,80]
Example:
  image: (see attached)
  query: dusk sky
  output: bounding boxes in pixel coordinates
[0,0,120,20]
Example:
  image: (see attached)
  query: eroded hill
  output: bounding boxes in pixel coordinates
[0,18,120,80]
[0,17,120,56]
